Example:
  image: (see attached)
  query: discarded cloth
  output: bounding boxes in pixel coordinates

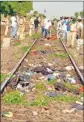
[9,75,19,88]
[54,82,79,94]
[31,66,53,75]
[45,91,61,97]
[17,82,36,92]
[72,103,84,110]
[65,77,76,84]
[46,74,56,81]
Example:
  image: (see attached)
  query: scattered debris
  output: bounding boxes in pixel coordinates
[31,66,53,75]
[46,74,56,81]
[65,77,77,84]
[1,112,13,118]
[63,108,76,113]
[32,111,38,116]
[44,43,51,46]
[65,66,74,71]
[72,103,84,110]
[45,91,61,97]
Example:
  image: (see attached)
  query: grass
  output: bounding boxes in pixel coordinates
[3,88,80,107]
[20,46,29,52]
[36,83,47,91]
[30,94,80,106]
[13,41,21,46]
[0,74,8,83]
[49,53,68,58]
[64,82,80,91]
[3,90,27,105]
[14,52,21,59]
[31,33,41,39]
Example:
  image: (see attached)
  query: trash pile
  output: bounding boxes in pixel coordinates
[8,63,81,94]
[8,62,84,112]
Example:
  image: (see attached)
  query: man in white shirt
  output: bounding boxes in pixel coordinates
[43,20,52,39]
[10,14,18,39]
[41,17,48,38]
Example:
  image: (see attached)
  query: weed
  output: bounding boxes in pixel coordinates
[64,82,80,91]
[49,53,68,58]
[0,74,8,83]
[36,83,47,91]
[31,96,49,106]
[21,46,29,52]
[52,94,80,102]
[31,33,41,39]
[13,42,21,46]
[3,90,25,104]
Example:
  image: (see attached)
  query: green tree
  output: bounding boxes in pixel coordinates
[74,12,79,19]
[0,1,33,16]
[79,11,84,18]
[33,10,38,16]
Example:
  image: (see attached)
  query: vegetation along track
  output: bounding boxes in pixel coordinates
[1,36,84,122]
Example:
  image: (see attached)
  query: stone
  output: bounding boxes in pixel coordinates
[32,111,38,116]
[2,38,10,48]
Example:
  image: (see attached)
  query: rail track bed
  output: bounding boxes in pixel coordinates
[1,38,83,122]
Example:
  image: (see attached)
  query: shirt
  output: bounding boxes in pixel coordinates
[70,23,77,31]
[11,16,17,27]
[44,21,52,30]
[77,22,83,30]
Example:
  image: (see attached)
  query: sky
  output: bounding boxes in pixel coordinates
[33,1,83,19]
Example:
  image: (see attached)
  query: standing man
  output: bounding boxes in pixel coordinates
[68,18,77,48]
[10,13,18,40]
[43,20,52,39]
[34,17,40,33]
[76,17,83,39]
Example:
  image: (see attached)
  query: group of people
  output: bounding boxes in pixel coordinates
[3,14,53,40]
[29,15,53,39]
[3,13,26,40]
[2,14,83,48]
[57,16,83,48]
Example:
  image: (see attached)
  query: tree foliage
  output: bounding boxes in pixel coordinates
[74,12,79,19]
[79,11,84,18]
[74,11,84,19]
[0,1,33,16]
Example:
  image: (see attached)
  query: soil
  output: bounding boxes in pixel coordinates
[1,102,83,122]
[1,36,33,74]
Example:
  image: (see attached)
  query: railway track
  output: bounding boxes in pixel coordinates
[1,36,84,122]
[1,36,83,93]
[60,39,84,85]
[1,39,37,92]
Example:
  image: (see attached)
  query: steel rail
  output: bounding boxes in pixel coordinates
[60,39,84,85]
[0,39,37,92]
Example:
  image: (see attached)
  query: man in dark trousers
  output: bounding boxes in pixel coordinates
[34,17,39,33]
